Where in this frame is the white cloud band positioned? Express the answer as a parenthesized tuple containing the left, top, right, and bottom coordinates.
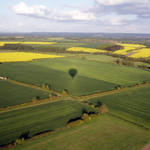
(9, 2, 96, 21)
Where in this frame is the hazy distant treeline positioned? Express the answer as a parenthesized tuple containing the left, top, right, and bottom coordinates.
(0, 44, 89, 54)
(93, 52, 150, 64)
(0, 44, 33, 50)
(97, 44, 123, 51)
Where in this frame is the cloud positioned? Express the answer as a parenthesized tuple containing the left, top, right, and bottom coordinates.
(9, 2, 46, 17)
(99, 15, 137, 26)
(95, 0, 148, 6)
(0, 25, 4, 28)
(9, 2, 96, 21)
(94, 0, 150, 16)
(17, 23, 23, 27)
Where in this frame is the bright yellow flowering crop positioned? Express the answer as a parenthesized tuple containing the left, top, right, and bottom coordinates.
(20, 42, 57, 45)
(66, 47, 107, 53)
(0, 52, 65, 62)
(129, 48, 150, 58)
(0, 42, 57, 46)
(0, 42, 20, 46)
(113, 44, 146, 55)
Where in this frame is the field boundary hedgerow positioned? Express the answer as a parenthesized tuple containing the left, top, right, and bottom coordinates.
(76, 80, 150, 100)
(0, 79, 63, 112)
(1, 77, 150, 113)
(7, 78, 62, 95)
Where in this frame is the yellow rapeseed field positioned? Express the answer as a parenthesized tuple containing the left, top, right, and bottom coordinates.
(0, 42, 20, 46)
(20, 42, 57, 45)
(0, 52, 65, 62)
(129, 48, 150, 58)
(0, 42, 57, 46)
(113, 44, 147, 56)
(66, 47, 107, 53)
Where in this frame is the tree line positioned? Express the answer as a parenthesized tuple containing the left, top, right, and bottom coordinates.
(0, 44, 89, 54)
(93, 51, 150, 65)
(97, 44, 123, 51)
(0, 44, 33, 50)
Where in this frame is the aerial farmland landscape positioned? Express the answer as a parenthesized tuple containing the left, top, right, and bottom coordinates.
(1, 0, 150, 150)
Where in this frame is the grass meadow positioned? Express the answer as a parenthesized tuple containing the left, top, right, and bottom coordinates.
(0, 100, 96, 146)
(0, 57, 150, 96)
(0, 80, 50, 108)
(89, 84, 150, 129)
(11, 115, 150, 150)
(80, 55, 119, 63)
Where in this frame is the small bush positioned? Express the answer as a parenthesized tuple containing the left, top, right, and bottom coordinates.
(99, 104, 108, 114)
(117, 87, 120, 90)
(90, 104, 95, 108)
(90, 114, 98, 119)
(95, 107, 100, 111)
(32, 97, 37, 102)
(14, 138, 25, 146)
(42, 84, 46, 89)
(82, 113, 91, 122)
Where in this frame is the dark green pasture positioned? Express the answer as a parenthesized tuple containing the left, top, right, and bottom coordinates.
(0, 100, 96, 146)
(89, 84, 150, 129)
(12, 115, 150, 150)
(0, 80, 50, 108)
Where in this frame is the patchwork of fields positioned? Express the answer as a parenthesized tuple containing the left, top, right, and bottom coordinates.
(0, 100, 96, 145)
(1, 57, 150, 96)
(11, 115, 150, 150)
(89, 84, 150, 129)
(1, 41, 150, 150)
(114, 44, 150, 58)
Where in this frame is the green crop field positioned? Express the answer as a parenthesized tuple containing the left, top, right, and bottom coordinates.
(89, 84, 150, 129)
(79, 55, 119, 63)
(11, 115, 150, 150)
(0, 100, 96, 146)
(0, 80, 50, 108)
(0, 57, 150, 96)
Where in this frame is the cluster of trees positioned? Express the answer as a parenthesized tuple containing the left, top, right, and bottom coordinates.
(115, 59, 134, 66)
(0, 44, 90, 54)
(97, 44, 123, 51)
(34, 46, 66, 53)
(138, 64, 150, 69)
(42, 84, 51, 90)
(0, 44, 33, 50)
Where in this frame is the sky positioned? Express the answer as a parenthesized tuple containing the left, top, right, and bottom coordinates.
(0, 0, 150, 33)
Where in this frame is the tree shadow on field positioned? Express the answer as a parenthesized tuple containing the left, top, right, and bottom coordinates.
(96, 101, 102, 107)
(36, 95, 40, 100)
(67, 117, 82, 124)
(19, 131, 30, 139)
(33, 129, 54, 136)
